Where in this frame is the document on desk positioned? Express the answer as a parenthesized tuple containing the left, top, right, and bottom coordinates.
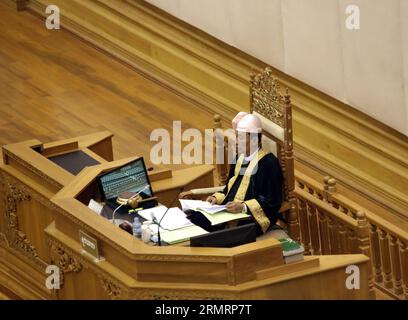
(160, 225, 208, 245)
(198, 210, 251, 226)
(179, 199, 227, 214)
(88, 199, 103, 215)
(138, 206, 193, 231)
(179, 199, 250, 225)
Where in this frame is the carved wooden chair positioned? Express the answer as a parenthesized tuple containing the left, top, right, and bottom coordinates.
(180, 67, 300, 241)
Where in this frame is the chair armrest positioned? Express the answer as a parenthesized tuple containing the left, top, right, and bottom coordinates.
(179, 186, 225, 199)
(191, 186, 225, 194)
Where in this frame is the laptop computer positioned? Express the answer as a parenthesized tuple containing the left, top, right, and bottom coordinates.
(98, 157, 156, 214)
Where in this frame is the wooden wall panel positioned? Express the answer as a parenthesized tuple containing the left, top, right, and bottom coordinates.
(17, 199, 54, 262)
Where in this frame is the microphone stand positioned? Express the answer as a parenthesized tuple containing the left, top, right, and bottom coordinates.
(112, 185, 149, 225)
(155, 187, 185, 246)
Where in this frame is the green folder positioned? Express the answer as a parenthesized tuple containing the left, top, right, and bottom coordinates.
(160, 225, 208, 245)
(197, 209, 251, 225)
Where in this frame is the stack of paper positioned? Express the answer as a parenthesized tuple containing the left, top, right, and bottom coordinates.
(88, 199, 103, 215)
(138, 201, 252, 244)
(179, 199, 208, 211)
(179, 199, 251, 225)
(179, 199, 226, 214)
(199, 210, 250, 225)
(137, 206, 193, 231)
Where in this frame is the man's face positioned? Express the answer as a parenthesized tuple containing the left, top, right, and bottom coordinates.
(236, 132, 259, 156)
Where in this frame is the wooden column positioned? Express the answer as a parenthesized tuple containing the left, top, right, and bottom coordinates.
(369, 223, 383, 283)
(317, 208, 330, 254)
(307, 203, 321, 255)
(338, 222, 348, 254)
(327, 217, 338, 254)
(378, 228, 393, 289)
(347, 227, 358, 254)
(287, 205, 300, 242)
(389, 235, 403, 295)
(356, 212, 375, 299)
(297, 197, 311, 255)
(213, 114, 228, 186)
(398, 240, 408, 300)
(323, 176, 336, 203)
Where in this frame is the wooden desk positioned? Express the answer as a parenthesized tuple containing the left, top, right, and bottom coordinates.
(0, 132, 371, 299)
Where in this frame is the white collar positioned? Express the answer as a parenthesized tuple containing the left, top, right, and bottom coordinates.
(244, 148, 259, 162)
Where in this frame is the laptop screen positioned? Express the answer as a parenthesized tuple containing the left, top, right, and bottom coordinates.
(99, 158, 153, 200)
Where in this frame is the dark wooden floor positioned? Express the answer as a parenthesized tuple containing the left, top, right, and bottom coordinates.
(0, 2, 217, 170)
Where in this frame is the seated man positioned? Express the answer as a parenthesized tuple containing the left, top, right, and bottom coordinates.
(189, 113, 284, 236)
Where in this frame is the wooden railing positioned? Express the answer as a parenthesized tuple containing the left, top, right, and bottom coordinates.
(294, 171, 408, 300)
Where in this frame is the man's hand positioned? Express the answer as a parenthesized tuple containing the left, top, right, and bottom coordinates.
(206, 196, 217, 205)
(225, 201, 244, 213)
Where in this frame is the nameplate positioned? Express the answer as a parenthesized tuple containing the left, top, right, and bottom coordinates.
(79, 230, 100, 260)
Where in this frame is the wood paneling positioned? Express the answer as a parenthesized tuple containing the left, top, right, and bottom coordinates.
(0, 0, 215, 174)
(19, 0, 408, 223)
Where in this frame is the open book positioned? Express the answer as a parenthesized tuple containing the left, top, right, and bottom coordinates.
(179, 199, 251, 225)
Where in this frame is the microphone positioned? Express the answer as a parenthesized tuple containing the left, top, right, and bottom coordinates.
(112, 185, 149, 225)
(154, 187, 185, 246)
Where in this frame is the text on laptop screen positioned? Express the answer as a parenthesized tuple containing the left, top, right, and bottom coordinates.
(99, 159, 153, 200)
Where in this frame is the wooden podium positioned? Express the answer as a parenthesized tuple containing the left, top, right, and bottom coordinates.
(0, 132, 371, 299)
